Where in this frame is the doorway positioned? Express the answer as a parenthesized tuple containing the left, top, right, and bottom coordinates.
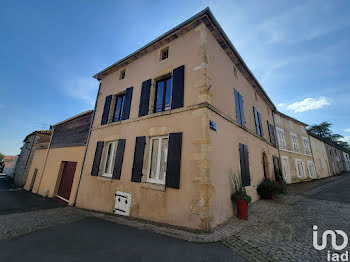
(56, 161, 77, 202)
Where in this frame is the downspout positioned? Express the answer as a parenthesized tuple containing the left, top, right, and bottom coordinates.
(36, 128, 55, 194)
(72, 81, 101, 206)
(272, 111, 282, 181)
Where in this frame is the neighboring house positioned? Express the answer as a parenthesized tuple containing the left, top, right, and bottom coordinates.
(2, 156, 17, 176)
(343, 151, 350, 172)
(274, 112, 316, 183)
(74, 8, 279, 231)
(30, 111, 93, 205)
(13, 130, 51, 186)
(324, 142, 346, 175)
(308, 133, 331, 179)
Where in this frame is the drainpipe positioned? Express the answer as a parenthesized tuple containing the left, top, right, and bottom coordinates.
(36, 128, 55, 194)
(272, 110, 282, 181)
(72, 81, 101, 206)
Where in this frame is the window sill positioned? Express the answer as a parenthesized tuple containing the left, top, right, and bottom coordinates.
(140, 182, 165, 192)
(97, 176, 113, 182)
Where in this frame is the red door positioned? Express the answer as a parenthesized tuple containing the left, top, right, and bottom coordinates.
(57, 161, 77, 202)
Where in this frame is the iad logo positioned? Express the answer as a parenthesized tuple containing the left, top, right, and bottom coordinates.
(313, 225, 349, 261)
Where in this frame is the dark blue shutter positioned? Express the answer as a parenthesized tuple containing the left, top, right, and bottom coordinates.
(166, 132, 182, 189)
(273, 126, 278, 146)
(92, 141, 104, 176)
(131, 136, 146, 182)
(101, 95, 112, 125)
(234, 89, 241, 124)
(121, 87, 133, 120)
(253, 107, 260, 136)
(239, 94, 245, 126)
(112, 139, 126, 179)
(171, 65, 184, 110)
(258, 111, 264, 137)
(139, 80, 151, 117)
(239, 143, 251, 187)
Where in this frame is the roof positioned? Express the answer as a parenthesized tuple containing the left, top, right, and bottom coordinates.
(93, 7, 275, 109)
(23, 129, 52, 142)
(308, 132, 350, 154)
(52, 110, 93, 127)
(275, 111, 308, 127)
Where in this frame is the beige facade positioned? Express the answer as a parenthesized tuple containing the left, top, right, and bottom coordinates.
(24, 148, 47, 192)
(309, 135, 331, 179)
(274, 113, 316, 183)
(75, 9, 279, 231)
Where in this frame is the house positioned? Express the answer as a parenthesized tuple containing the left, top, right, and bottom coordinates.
(12, 130, 51, 186)
(343, 151, 350, 172)
(324, 142, 346, 175)
(28, 111, 93, 205)
(308, 133, 331, 179)
(74, 8, 279, 231)
(2, 155, 17, 176)
(274, 112, 316, 183)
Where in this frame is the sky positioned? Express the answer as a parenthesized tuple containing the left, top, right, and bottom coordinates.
(1, 0, 350, 155)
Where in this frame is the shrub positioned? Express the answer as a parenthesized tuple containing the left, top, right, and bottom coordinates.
(231, 188, 252, 203)
(257, 179, 286, 199)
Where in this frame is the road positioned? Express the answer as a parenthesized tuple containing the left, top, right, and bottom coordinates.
(0, 176, 241, 262)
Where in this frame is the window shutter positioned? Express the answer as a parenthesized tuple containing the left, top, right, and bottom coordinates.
(239, 94, 246, 126)
(131, 136, 146, 182)
(121, 87, 133, 120)
(165, 132, 182, 189)
(253, 107, 260, 136)
(243, 144, 251, 186)
(267, 121, 272, 143)
(92, 141, 104, 176)
(234, 89, 241, 124)
(258, 112, 264, 137)
(273, 126, 278, 146)
(171, 65, 184, 110)
(138, 80, 151, 117)
(112, 139, 126, 179)
(101, 95, 112, 125)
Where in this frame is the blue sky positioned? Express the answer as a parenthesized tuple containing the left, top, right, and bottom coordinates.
(1, 0, 350, 155)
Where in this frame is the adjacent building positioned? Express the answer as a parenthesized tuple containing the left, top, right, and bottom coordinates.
(343, 151, 350, 172)
(1, 155, 17, 176)
(75, 8, 279, 231)
(13, 131, 51, 186)
(28, 111, 93, 205)
(308, 133, 331, 179)
(274, 112, 316, 183)
(324, 142, 346, 175)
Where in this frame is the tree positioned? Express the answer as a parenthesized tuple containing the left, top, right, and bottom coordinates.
(0, 152, 4, 163)
(308, 122, 350, 152)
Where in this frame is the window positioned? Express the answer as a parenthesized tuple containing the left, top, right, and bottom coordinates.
(318, 158, 323, 171)
(239, 143, 251, 186)
(113, 94, 125, 122)
(290, 133, 299, 152)
(307, 161, 317, 179)
(154, 76, 172, 113)
(160, 47, 169, 61)
(301, 126, 306, 134)
(267, 121, 277, 145)
(119, 69, 126, 80)
(302, 137, 311, 154)
(281, 156, 291, 183)
(275, 115, 281, 125)
(233, 66, 238, 79)
(253, 107, 264, 137)
(102, 141, 118, 177)
(295, 159, 306, 178)
(276, 127, 287, 149)
(289, 120, 294, 129)
(234, 89, 245, 126)
(147, 136, 169, 184)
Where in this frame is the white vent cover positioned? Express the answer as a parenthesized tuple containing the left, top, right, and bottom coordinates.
(114, 191, 131, 216)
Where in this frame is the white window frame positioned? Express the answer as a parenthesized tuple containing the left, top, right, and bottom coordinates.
(289, 120, 294, 129)
(281, 156, 291, 184)
(276, 127, 287, 149)
(318, 158, 323, 172)
(102, 141, 118, 177)
(302, 136, 310, 154)
(275, 115, 280, 125)
(295, 159, 306, 178)
(147, 136, 169, 185)
(290, 133, 299, 152)
(300, 126, 306, 134)
(307, 160, 317, 179)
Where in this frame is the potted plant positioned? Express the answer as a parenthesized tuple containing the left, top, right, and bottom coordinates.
(257, 179, 286, 199)
(231, 187, 251, 220)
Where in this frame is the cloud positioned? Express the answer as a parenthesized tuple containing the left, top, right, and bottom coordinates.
(63, 77, 99, 107)
(344, 128, 350, 132)
(287, 97, 330, 113)
(340, 136, 350, 144)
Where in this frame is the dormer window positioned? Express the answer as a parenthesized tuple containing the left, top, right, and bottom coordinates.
(160, 47, 169, 61)
(119, 69, 126, 80)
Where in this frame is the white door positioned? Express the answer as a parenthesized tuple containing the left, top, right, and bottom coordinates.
(282, 156, 291, 183)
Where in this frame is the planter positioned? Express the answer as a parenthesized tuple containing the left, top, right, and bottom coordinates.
(236, 199, 248, 220)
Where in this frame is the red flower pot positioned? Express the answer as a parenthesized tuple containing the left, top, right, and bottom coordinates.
(236, 199, 248, 220)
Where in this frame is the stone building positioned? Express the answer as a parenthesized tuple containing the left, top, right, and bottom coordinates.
(13, 130, 51, 186)
(274, 112, 316, 183)
(324, 141, 346, 175)
(74, 8, 279, 231)
(308, 133, 331, 179)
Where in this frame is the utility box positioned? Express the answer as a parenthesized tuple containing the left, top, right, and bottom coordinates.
(114, 191, 131, 216)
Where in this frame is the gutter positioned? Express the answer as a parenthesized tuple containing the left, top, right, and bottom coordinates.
(72, 82, 101, 206)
